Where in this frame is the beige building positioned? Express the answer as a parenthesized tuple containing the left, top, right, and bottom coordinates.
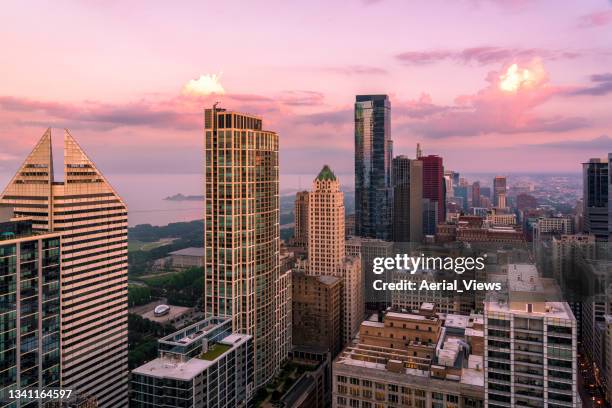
(308, 166, 363, 344)
(0, 129, 128, 407)
(203, 107, 288, 387)
(333, 306, 485, 408)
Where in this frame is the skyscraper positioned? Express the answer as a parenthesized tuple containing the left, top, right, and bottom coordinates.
(391, 156, 423, 242)
(203, 107, 288, 387)
(493, 176, 507, 208)
(354, 95, 392, 240)
(0, 129, 129, 407)
(582, 157, 609, 241)
(308, 166, 363, 344)
(0, 218, 61, 403)
(293, 191, 309, 247)
(419, 154, 445, 223)
(472, 181, 481, 208)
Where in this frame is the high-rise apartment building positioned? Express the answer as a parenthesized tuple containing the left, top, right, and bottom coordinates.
(391, 156, 423, 243)
(419, 154, 445, 224)
(131, 317, 253, 408)
(203, 107, 287, 387)
(583, 157, 609, 241)
(308, 166, 363, 344)
(493, 176, 507, 208)
(484, 264, 579, 407)
(293, 191, 309, 247)
(0, 129, 129, 407)
(354, 95, 392, 240)
(0, 218, 61, 406)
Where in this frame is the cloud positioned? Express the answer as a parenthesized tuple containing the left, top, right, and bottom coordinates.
(578, 10, 612, 28)
(566, 73, 612, 96)
(398, 59, 589, 138)
(278, 91, 325, 106)
(323, 65, 388, 75)
(396, 46, 582, 66)
(182, 74, 225, 96)
(522, 135, 612, 150)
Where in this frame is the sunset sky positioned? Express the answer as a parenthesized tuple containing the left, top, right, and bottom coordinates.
(1, 0, 611, 181)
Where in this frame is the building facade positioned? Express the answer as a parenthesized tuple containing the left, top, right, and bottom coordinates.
(0, 130, 128, 407)
(308, 166, 363, 344)
(0, 219, 61, 407)
(203, 107, 286, 387)
(293, 191, 309, 247)
(419, 154, 445, 225)
(354, 95, 392, 240)
(583, 157, 609, 241)
(131, 317, 253, 408)
(391, 156, 423, 243)
(493, 176, 507, 208)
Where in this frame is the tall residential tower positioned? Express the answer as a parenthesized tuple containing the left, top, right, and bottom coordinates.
(354, 95, 392, 240)
(203, 107, 289, 388)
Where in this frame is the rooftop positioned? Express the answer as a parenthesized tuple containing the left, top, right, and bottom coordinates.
(168, 247, 204, 257)
(316, 165, 337, 181)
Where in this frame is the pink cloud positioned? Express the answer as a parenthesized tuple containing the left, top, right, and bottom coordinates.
(578, 10, 612, 28)
(396, 60, 589, 138)
(396, 46, 582, 66)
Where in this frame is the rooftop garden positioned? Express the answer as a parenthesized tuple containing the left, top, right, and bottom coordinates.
(199, 343, 232, 361)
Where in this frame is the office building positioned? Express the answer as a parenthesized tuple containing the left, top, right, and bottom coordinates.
(131, 317, 253, 408)
(0, 218, 61, 406)
(0, 129, 128, 407)
(293, 191, 309, 247)
(354, 95, 392, 240)
(292, 271, 343, 357)
(493, 176, 507, 208)
(472, 181, 481, 208)
(203, 107, 287, 387)
(422, 198, 438, 235)
(391, 155, 423, 243)
(419, 154, 445, 223)
(308, 166, 363, 344)
(583, 157, 609, 241)
(484, 264, 579, 407)
(333, 306, 485, 408)
(516, 193, 537, 211)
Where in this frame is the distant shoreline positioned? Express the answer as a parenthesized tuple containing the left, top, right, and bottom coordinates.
(163, 194, 203, 201)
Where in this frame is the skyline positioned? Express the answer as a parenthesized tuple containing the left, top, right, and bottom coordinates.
(0, 0, 611, 181)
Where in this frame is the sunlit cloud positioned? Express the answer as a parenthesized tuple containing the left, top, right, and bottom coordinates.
(182, 74, 225, 96)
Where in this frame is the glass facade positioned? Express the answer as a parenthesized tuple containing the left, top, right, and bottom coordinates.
(354, 95, 392, 240)
(0, 230, 60, 408)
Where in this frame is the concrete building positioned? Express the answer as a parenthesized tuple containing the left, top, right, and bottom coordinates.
(484, 264, 579, 407)
(308, 166, 363, 345)
(0, 129, 128, 407)
(203, 106, 287, 387)
(345, 237, 395, 311)
(0, 218, 61, 406)
(583, 157, 609, 241)
(354, 95, 393, 240)
(332, 306, 485, 408)
(391, 155, 423, 243)
(472, 181, 481, 208)
(419, 154, 445, 224)
(168, 247, 204, 269)
(131, 317, 253, 408)
(293, 191, 309, 247)
(292, 271, 342, 357)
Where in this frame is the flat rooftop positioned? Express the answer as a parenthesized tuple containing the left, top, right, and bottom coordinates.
(168, 247, 204, 257)
(132, 333, 250, 380)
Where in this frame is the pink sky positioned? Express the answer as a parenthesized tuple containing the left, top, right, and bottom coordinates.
(1, 0, 611, 179)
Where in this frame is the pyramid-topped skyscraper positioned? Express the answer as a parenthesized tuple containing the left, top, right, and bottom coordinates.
(0, 129, 128, 407)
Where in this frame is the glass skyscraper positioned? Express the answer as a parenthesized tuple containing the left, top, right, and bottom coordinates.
(354, 95, 392, 240)
(0, 219, 61, 407)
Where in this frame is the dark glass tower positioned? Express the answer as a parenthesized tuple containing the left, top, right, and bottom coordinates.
(354, 95, 392, 240)
(583, 157, 609, 241)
